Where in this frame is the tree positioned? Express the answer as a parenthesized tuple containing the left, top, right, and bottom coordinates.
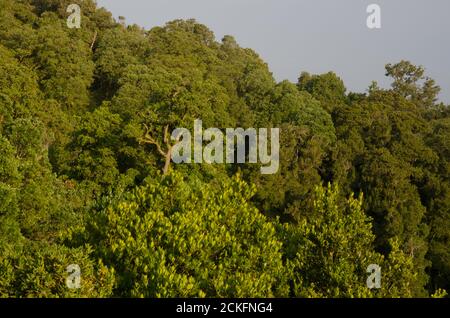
(0, 1, 448, 298)
(244, 80, 336, 219)
(330, 90, 436, 296)
(297, 71, 347, 113)
(282, 184, 418, 298)
(385, 60, 441, 108)
(0, 242, 114, 298)
(78, 172, 288, 297)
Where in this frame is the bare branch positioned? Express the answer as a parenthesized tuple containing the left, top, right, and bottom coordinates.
(90, 30, 98, 51)
(139, 124, 167, 157)
(139, 124, 184, 175)
(163, 125, 170, 145)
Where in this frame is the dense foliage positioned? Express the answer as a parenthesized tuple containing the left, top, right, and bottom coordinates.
(0, 0, 448, 298)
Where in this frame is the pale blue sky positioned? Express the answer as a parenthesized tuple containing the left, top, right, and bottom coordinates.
(96, 0, 450, 103)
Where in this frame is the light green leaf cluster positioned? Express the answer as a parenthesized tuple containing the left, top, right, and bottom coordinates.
(87, 172, 288, 297)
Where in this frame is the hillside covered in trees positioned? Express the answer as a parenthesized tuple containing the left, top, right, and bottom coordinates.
(0, 0, 449, 298)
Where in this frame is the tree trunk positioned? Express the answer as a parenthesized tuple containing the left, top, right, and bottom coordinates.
(163, 148, 172, 175)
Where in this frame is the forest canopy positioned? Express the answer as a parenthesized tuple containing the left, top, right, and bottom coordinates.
(0, 0, 449, 298)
